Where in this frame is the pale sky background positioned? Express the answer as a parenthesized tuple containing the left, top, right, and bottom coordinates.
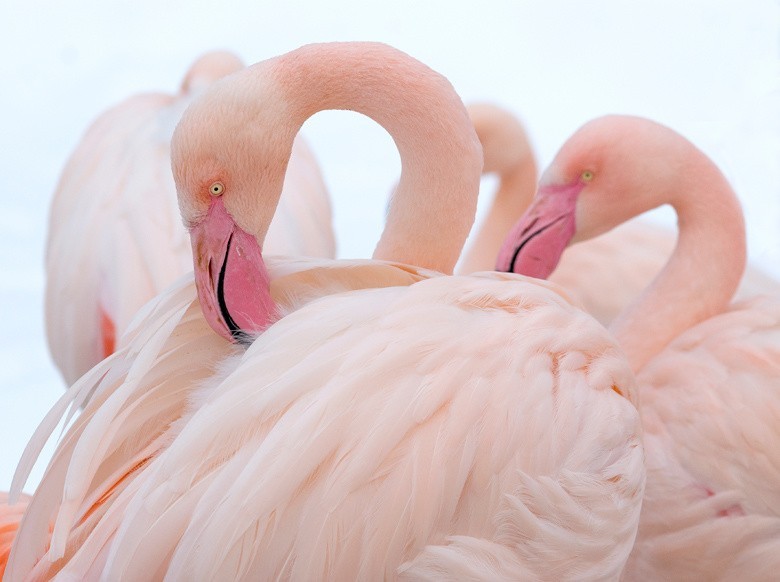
(1, 0, 778, 491)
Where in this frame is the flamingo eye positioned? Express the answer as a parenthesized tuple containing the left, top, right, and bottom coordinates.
(581, 170, 594, 182)
(209, 182, 225, 196)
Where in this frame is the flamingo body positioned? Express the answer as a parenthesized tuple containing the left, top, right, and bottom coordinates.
(623, 296, 780, 579)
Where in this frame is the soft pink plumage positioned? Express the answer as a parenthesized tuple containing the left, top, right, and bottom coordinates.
(500, 115, 780, 579)
(626, 295, 780, 580)
(44, 50, 335, 385)
(0, 492, 29, 580)
(8, 43, 645, 579)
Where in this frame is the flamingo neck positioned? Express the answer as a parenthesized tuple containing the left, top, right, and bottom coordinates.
(608, 155, 746, 371)
(458, 162, 537, 274)
(273, 43, 482, 274)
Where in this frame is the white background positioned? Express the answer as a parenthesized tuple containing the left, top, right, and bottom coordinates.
(1, 0, 778, 491)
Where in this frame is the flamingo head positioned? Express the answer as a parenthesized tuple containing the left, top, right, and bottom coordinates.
(496, 115, 685, 278)
(172, 68, 290, 343)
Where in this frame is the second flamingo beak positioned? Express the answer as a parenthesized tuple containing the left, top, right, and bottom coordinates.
(190, 199, 275, 343)
(495, 181, 583, 279)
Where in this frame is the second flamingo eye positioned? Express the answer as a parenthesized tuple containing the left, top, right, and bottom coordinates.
(210, 182, 225, 196)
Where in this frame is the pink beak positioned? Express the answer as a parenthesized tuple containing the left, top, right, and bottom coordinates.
(495, 181, 583, 278)
(189, 199, 275, 343)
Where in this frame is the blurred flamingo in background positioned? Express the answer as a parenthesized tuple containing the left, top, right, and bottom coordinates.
(44, 50, 336, 386)
(499, 115, 780, 579)
(456, 102, 539, 275)
(463, 103, 777, 324)
(7, 42, 644, 580)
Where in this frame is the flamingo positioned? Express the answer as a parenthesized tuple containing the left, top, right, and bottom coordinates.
(8, 43, 644, 580)
(498, 115, 780, 579)
(462, 104, 778, 324)
(44, 50, 335, 386)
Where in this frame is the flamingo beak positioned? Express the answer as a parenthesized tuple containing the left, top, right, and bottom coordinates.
(495, 181, 583, 278)
(189, 199, 275, 343)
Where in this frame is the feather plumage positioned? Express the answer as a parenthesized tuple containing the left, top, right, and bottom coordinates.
(11, 275, 644, 580)
(623, 297, 780, 580)
(0, 492, 29, 580)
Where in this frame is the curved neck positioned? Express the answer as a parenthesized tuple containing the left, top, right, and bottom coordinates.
(609, 153, 746, 371)
(272, 43, 482, 274)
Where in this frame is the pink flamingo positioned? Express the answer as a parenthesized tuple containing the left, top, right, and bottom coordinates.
(498, 115, 780, 579)
(8, 43, 644, 580)
(462, 104, 777, 324)
(44, 50, 335, 386)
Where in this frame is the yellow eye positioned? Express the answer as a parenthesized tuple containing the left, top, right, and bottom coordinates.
(581, 171, 594, 182)
(209, 182, 225, 196)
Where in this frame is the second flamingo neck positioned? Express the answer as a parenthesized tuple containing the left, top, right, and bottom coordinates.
(609, 171, 746, 372)
(458, 166, 537, 274)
